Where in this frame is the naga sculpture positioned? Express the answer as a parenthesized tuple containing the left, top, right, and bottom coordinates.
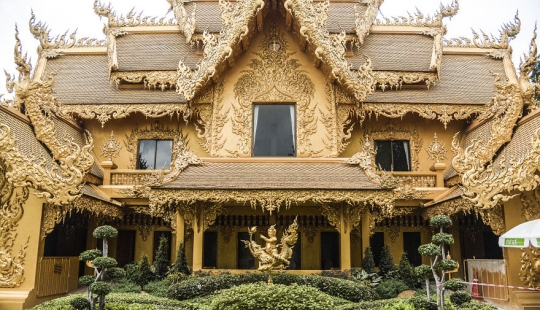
(243, 218, 299, 283)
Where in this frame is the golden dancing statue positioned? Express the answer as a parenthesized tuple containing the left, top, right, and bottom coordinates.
(243, 217, 299, 279)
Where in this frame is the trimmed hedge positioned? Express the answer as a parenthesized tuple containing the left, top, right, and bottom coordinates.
(209, 282, 335, 309)
(334, 298, 406, 310)
(32, 293, 189, 310)
(167, 273, 378, 302)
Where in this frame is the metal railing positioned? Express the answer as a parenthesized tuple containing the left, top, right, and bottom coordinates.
(464, 259, 508, 300)
(36, 257, 72, 297)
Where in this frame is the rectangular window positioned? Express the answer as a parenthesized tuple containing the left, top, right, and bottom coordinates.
(237, 232, 254, 269)
(203, 231, 218, 268)
(137, 139, 173, 169)
(370, 232, 384, 267)
(321, 232, 340, 270)
(253, 104, 295, 156)
(403, 232, 422, 266)
(375, 140, 411, 171)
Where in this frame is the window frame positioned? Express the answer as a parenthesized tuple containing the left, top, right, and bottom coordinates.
(136, 139, 173, 170)
(252, 103, 297, 157)
(374, 139, 411, 172)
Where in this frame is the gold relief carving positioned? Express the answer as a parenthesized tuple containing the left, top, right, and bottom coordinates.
(231, 24, 319, 157)
(123, 122, 182, 169)
(354, 0, 381, 45)
(0, 162, 29, 288)
(41, 203, 66, 239)
(363, 103, 483, 129)
(367, 122, 422, 171)
(100, 131, 122, 161)
(350, 228, 361, 243)
(167, 0, 197, 42)
(394, 177, 430, 200)
(150, 189, 395, 217)
(210, 81, 228, 157)
(161, 137, 203, 185)
(519, 26, 539, 112)
(137, 223, 155, 241)
(30, 12, 106, 50)
(93, 1, 175, 28)
(60, 104, 189, 128)
(0, 124, 90, 205)
(520, 194, 540, 221)
(373, 72, 438, 91)
(284, 0, 375, 102)
(176, 0, 265, 101)
(335, 104, 357, 154)
(299, 226, 319, 243)
(375, 0, 458, 27)
(387, 226, 401, 243)
(453, 128, 540, 210)
(477, 205, 505, 236)
(219, 226, 236, 243)
(320, 204, 340, 232)
(110, 71, 178, 91)
(519, 247, 540, 289)
(422, 198, 474, 220)
(193, 103, 213, 154)
(346, 133, 383, 186)
(425, 133, 447, 164)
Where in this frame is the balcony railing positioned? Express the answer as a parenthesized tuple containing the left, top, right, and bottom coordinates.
(391, 172, 437, 188)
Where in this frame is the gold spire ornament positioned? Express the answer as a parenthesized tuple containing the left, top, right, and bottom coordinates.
(100, 131, 122, 161)
(243, 218, 299, 283)
(426, 133, 447, 163)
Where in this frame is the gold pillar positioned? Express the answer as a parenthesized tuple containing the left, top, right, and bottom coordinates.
(173, 212, 185, 261)
(340, 204, 351, 270)
(361, 210, 371, 263)
(192, 211, 204, 271)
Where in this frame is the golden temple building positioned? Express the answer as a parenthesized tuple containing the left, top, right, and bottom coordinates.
(0, 0, 539, 308)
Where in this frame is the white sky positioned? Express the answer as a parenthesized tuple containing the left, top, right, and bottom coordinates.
(0, 0, 538, 97)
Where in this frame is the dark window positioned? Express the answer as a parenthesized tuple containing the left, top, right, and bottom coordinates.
(137, 139, 173, 169)
(321, 232, 340, 270)
(375, 140, 411, 171)
(483, 230, 503, 259)
(253, 104, 295, 156)
(117, 230, 136, 267)
(403, 232, 422, 266)
(203, 231, 218, 268)
(370, 232, 384, 267)
(237, 232, 254, 269)
(289, 233, 301, 270)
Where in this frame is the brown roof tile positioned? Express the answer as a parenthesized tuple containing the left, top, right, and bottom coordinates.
(423, 186, 463, 207)
(116, 33, 201, 71)
(44, 54, 187, 104)
(160, 162, 380, 190)
(493, 112, 540, 167)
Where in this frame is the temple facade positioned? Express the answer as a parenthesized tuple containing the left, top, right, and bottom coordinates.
(0, 0, 539, 309)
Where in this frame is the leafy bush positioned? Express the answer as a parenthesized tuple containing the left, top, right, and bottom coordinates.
(135, 253, 154, 289)
(381, 299, 416, 310)
(93, 225, 118, 239)
(167, 271, 190, 284)
(79, 275, 95, 286)
(378, 245, 395, 278)
(397, 252, 417, 289)
(169, 242, 191, 275)
(89, 281, 112, 296)
(110, 280, 141, 293)
(79, 249, 102, 262)
(458, 300, 498, 310)
(438, 259, 459, 271)
(409, 294, 438, 310)
(375, 278, 409, 299)
(209, 282, 335, 310)
(93, 256, 117, 269)
(445, 278, 467, 291)
(362, 247, 376, 274)
(70, 296, 90, 310)
(32, 293, 189, 310)
(334, 298, 405, 310)
(144, 279, 172, 298)
(430, 215, 452, 228)
(107, 267, 127, 281)
(450, 291, 472, 306)
(167, 273, 378, 302)
(153, 234, 170, 280)
(418, 243, 441, 256)
(432, 232, 454, 245)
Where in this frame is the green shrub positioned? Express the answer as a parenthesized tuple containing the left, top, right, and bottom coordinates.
(93, 225, 118, 239)
(124, 263, 140, 283)
(144, 279, 172, 298)
(93, 256, 117, 269)
(381, 299, 416, 310)
(107, 267, 127, 281)
(136, 253, 154, 289)
(432, 232, 454, 245)
(110, 280, 141, 293)
(430, 215, 452, 228)
(169, 242, 191, 275)
(438, 259, 459, 271)
(70, 296, 90, 310)
(409, 294, 438, 310)
(89, 281, 112, 296)
(167, 271, 190, 284)
(375, 278, 409, 299)
(397, 252, 417, 289)
(153, 234, 170, 280)
(458, 300, 498, 310)
(32, 293, 190, 310)
(209, 282, 334, 310)
(79, 275, 95, 286)
(378, 245, 395, 278)
(418, 243, 441, 256)
(167, 273, 378, 302)
(79, 249, 102, 262)
(445, 278, 467, 291)
(362, 247, 376, 274)
(450, 291, 472, 306)
(334, 298, 405, 310)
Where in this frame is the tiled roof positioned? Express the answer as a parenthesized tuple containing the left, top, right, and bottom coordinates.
(44, 54, 187, 104)
(443, 166, 458, 180)
(160, 162, 380, 190)
(351, 34, 433, 71)
(81, 184, 122, 206)
(327, 2, 366, 33)
(185, 2, 222, 33)
(116, 33, 201, 71)
(364, 54, 505, 104)
(423, 186, 463, 207)
(493, 111, 540, 168)
(0, 108, 54, 166)
(462, 118, 495, 150)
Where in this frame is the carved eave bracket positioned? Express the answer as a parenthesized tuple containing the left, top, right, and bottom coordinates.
(161, 137, 203, 185)
(110, 71, 178, 91)
(176, 0, 265, 101)
(354, 0, 382, 45)
(518, 24, 539, 112)
(167, 0, 197, 42)
(93, 0, 175, 28)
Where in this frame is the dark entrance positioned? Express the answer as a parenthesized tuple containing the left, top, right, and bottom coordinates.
(116, 230, 136, 267)
(321, 231, 340, 270)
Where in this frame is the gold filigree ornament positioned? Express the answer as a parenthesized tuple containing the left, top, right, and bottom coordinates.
(167, 0, 197, 42)
(520, 193, 540, 221)
(230, 23, 318, 157)
(110, 71, 178, 91)
(176, 0, 265, 101)
(426, 133, 447, 164)
(519, 247, 540, 289)
(100, 131, 122, 161)
(93, 0, 175, 28)
(354, 0, 382, 45)
(453, 128, 540, 210)
(375, 0, 458, 28)
(284, 0, 375, 102)
(0, 161, 29, 288)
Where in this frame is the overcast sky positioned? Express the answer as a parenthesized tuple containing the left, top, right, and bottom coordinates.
(0, 0, 538, 97)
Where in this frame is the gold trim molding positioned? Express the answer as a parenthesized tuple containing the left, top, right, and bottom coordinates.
(110, 71, 178, 91)
(93, 1, 176, 28)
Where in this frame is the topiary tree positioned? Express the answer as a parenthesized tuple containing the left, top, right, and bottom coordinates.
(153, 234, 170, 280)
(397, 252, 416, 289)
(414, 264, 433, 300)
(362, 247, 376, 274)
(418, 215, 458, 310)
(78, 225, 121, 310)
(170, 242, 191, 276)
(378, 245, 395, 278)
(136, 253, 154, 289)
